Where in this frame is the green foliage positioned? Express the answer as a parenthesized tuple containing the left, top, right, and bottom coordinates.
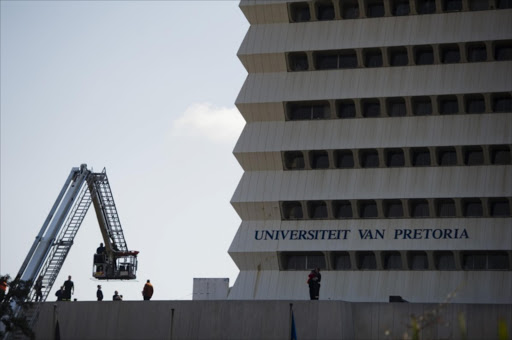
(0, 274, 35, 340)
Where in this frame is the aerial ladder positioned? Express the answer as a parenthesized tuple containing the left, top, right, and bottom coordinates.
(7, 164, 138, 334)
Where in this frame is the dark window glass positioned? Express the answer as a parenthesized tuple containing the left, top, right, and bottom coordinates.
(386, 149, 405, 167)
(282, 201, 303, 219)
(497, 0, 512, 9)
(316, 53, 339, 69)
(284, 151, 305, 170)
(334, 150, 355, 168)
(440, 44, 460, 63)
(438, 96, 459, 114)
(416, 0, 436, 14)
(409, 251, 428, 270)
(310, 150, 329, 169)
(290, 2, 311, 22)
(357, 251, 377, 269)
(339, 52, 358, 68)
(288, 52, 309, 71)
(443, 0, 462, 11)
(467, 43, 487, 62)
(411, 148, 431, 166)
(494, 41, 512, 61)
(415, 46, 434, 65)
(389, 47, 408, 66)
(387, 98, 406, 117)
(383, 252, 402, 269)
(285, 255, 306, 270)
(337, 100, 356, 118)
(489, 198, 510, 216)
(333, 200, 353, 218)
(490, 146, 511, 164)
(364, 49, 383, 67)
(463, 146, 484, 165)
(488, 252, 510, 269)
(362, 99, 380, 117)
(437, 147, 457, 166)
(436, 198, 456, 217)
(435, 251, 456, 270)
(392, 0, 410, 15)
(410, 199, 430, 217)
(383, 199, 404, 217)
(284, 252, 326, 270)
(412, 96, 432, 115)
(366, 1, 385, 17)
(342, 1, 360, 18)
(308, 201, 328, 219)
(316, 1, 335, 20)
(465, 95, 486, 113)
(333, 252, 351, 270)
(463, 252, 487, 270)
(492, 93, 512, 112)
(359, 149, 379, 168)
(469, 0, 489, 10)
(463, 199, 483, 217)
(288, 102, 330, 120)
(358, 200, 378, 218)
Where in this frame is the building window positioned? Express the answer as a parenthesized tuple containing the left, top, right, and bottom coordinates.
(288, 52, 309, 71)
(387, 97, 406, 117)
(333, 200, 353, 218)
(435, 198, 456, 217)
(463, 146, 484, 165)
(467, 42, 487, 62)
(469, 0, 489, 10)
(334, 150, 355, 168)
(488, 252, 510, 269)
(416, 0, 436, 14)
(365, 0, 385, 17)
(434, 251, 456, 270)
(383, 199, 404, 218)
(492, 93, 512, 112)
(383, 251, 402, 269)
(414, 45, 434, 65)
(392, 0, 410, 15)
(282, 201, 304, 219)
(489, 198, 511, 217)
(357, 251, 377, 269)
(385, 149, 405, 167)
(310, 150, 329, 169)
(290, 2, 311, 22)
(358, 200, 378, 218)
(388, 47, 408, 66)
(440, 44, 460, 63)
(412, 96, 432, 115)
(341, 0, 360, 19)
(497, 0, 512, 9)
(333, 252, 351, 270)
(493, 40, 512, 61)
(411, 148, 431, 166)
(284, 151, 305, 170)
(359, 149, 379, 168)
(315, 50, 358, 69)
(282, 252, 326, 270)
(462, 198, 483, 217)
(287, 101, 330, 120)
(410, 199, 430, 217)
(336, 99, 356, 118)
(316, 1, 335, 20)
(436, 147, 457, 166)
(464, 94, 486, 113)
(490, 145, 511, 164)
(308, 200, 328, 219)
(442, 0, 462, 11)
(361, 99, 381, 117)
(339, 51, 358, 68)
(363, 48, 383, 67)
(409, 251, 429, 270)
(438, 95, 459, 114)
(463, 251, 510, 270)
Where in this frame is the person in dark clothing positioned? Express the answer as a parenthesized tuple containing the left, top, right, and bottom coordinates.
(113, 290, 122, 301)
(63, 275, 74, 301)
(0, 277, 8, 302)
(96, 243, 105, 255)
(97, 285, 103, 301)
(142, 280, 153, 301)
(55, 286, 65, 301)
(34, 276, 44, 302)
(307, 268, 321, 300)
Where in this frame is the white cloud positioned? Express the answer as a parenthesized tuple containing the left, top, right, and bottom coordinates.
(171, 103, 245, 142)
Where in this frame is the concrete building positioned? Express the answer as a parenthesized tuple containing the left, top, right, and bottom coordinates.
(227, 0, 512, 303)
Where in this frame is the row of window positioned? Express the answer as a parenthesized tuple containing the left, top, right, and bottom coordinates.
(283, 145, 511, 170)
(288, 40, 512, 72)
(285, 92, 512, 120)
(281, 250, 511, 271)
(289, 0, 512, 22)
(281, 197, 511, 219)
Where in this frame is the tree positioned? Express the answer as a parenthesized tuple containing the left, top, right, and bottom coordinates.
(0, 275, 35, 340)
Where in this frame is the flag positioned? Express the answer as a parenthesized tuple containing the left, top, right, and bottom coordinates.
(290, 307, 297, 340)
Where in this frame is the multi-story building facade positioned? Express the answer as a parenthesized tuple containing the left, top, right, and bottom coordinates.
(228, 0, 511, 303)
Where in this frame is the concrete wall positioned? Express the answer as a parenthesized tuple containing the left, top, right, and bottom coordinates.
(33, 300, 511, 340)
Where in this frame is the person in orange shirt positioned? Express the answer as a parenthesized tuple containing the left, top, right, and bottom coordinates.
(142, 279, 153, 301)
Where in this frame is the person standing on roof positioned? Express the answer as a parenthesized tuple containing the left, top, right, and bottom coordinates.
(97, 285, 103, 301)
(142, 279, 153, 300)
(34, 276, 44, 302)
(63, 275, 74, 301)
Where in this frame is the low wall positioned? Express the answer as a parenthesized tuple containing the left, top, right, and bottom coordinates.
(33, 300, 511, 339)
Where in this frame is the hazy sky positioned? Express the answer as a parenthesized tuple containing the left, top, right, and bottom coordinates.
(1, 1, 248, 301)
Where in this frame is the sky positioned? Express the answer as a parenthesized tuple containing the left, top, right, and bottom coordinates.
(0, 1, 248, 301)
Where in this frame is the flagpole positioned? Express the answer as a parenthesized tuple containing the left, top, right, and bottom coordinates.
(289, 303, 293, 340)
